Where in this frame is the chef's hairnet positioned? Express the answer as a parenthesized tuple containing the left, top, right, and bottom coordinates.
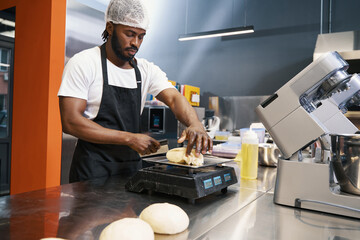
(105, 0, 150, 30)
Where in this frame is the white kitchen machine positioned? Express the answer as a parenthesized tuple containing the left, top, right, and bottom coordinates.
(256, 51, 360, 218)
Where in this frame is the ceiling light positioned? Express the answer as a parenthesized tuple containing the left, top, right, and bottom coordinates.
(0, 30, 15, 38)
(0, 18, 15, 27)
(0, 63, 10, 67)
(178, 26, 254, 41)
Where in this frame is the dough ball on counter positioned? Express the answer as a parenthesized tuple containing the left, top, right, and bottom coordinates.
(166, 147, 204, 166)
(155, 229, 189, 240)
(40, 238, 67, 240)
(139, 203, 189, 234)
(99, 218, 154, 240)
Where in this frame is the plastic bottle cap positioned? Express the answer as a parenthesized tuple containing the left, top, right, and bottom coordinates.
(242, 129, 259, 144)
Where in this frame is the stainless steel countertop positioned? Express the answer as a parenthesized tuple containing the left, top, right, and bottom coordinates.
(0, 162, 359, 239)
(199, 193, 360, 240)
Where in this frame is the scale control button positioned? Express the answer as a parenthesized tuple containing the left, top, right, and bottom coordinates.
(203, 179, 213, 189)
(213, 176, 222, 186)
(224, 173, 231, 182)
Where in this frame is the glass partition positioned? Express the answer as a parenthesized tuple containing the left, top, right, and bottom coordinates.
(0, 6, 14, 196)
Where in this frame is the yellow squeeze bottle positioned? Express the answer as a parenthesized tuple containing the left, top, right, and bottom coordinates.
(240, 129, 259, 180)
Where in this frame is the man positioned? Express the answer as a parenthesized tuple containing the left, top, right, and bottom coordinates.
(58, 0, 212, 183)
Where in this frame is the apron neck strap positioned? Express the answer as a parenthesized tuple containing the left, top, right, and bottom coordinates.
(100, 43, 109, 85)
(100, 43, 142, 84)
(100, 43, 142, 116)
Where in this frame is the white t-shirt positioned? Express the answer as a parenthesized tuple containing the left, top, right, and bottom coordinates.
(58, 46, 174, 119)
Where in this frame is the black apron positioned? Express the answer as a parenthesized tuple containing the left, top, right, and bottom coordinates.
(69, 44, 142, 183)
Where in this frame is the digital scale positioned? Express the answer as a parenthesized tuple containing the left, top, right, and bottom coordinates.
(125, 155, 238, 203)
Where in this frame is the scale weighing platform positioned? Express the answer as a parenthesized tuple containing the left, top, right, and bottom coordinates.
(125, 155, 238, 203)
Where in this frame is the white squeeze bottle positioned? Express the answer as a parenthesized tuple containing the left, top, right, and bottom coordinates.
(240, 128, 259, 179)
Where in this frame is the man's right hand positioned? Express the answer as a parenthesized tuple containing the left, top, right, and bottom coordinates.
(128, 133, 161, 155)
(59, 97, 161, 153)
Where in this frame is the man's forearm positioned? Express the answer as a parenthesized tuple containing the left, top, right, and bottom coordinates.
(156, 88, 212, 154)
(155, 88, 203, 127)
(62, 117, 161, 155)
(169, 95, 202, 127)
(59, 96, 134, 146)
(62, 116, 133, 145)
(59, 97, 161, 155)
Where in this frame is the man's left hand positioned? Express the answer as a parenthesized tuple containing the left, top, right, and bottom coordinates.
(178, 124, 213, 157)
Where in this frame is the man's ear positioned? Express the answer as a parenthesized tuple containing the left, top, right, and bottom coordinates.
(106, 22, 113, 36)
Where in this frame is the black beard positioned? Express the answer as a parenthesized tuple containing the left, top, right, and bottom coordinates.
(111, 30, 137, 62)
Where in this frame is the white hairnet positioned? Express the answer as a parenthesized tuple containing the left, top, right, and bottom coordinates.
(105, 0, 150, 30)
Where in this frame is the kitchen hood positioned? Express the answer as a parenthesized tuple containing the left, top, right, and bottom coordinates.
(314, 31, 360, 61)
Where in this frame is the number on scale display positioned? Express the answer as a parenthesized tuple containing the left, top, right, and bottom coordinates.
(224, 173, 231, 182)
(213, 176, 222, 185)
(203, 179, 213, 189)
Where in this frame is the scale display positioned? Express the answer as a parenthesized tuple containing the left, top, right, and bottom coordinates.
(203, 179, 213, 189)
(224, 173, 231, 182)
(213, 176, 222, 185)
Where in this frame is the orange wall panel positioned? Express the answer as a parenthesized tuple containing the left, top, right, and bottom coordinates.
(0, 0, 66, 194)
(47, 0, 66, 189)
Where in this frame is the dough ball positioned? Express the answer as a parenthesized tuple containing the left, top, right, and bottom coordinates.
(155, 230, 189, 240)
(166, 148, 204, 166)
(139, 203, 189, 234)
(99, 218, 154, 240)
(40, 238, 67, 240)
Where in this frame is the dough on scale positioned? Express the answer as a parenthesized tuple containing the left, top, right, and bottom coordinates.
(99, 218, 154, 240)
(166, 147, 204, 166)
(139, 203, 189, 235)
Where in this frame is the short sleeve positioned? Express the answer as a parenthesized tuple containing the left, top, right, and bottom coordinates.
(145, 61, 175, 97)
(58, 54, 93, 100)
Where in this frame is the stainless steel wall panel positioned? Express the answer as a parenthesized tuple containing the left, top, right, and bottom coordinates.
(219, 96, 269, 131)
(65, 0, 105, 62)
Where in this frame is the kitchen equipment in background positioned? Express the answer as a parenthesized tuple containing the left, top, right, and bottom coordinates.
(313, 31, 360, 63)
(217, 96, 270, 132)
(212, 142, 242, 158)
(330, 134, 360, 195)
(203, 110, 214, 127)
(214, 130, 230, 141)
(240, 128, 265, 143)
(125, 155, 237, 203)
(209, 96, 219, 116)
(212, 134, 242, 158)
(203, 110, 220, 139)
(240, 129, 259, 179)
(250, 122, 265, 129)
(181, 84, 200, 106)
(141, 106, 178, 149)
(258, 143, 280, 167)
(256, 51, 360, 218)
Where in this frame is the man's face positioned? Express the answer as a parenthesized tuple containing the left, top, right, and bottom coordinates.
(110, 23, 146, 61)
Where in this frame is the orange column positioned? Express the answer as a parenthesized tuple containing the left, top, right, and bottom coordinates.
(0, 0, 66, 194)
(46, 0, 67, 190)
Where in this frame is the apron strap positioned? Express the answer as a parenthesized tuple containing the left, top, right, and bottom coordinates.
(100, 43, 109, 85)
(130, 58, 142, 116)
(100, 43, 142, 116)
